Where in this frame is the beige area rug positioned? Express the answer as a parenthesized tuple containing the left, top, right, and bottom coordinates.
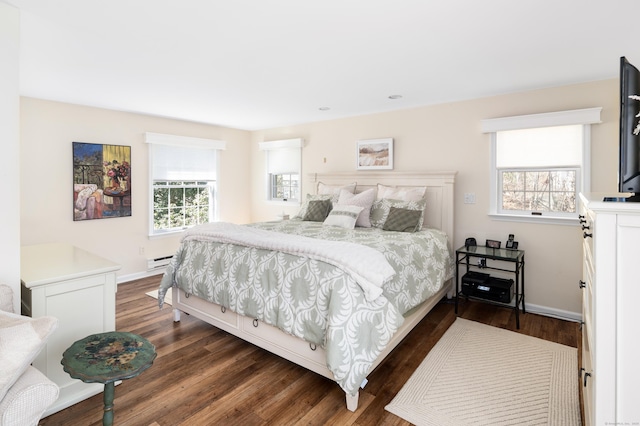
(145, 288, 172, 306)
(385, 318, 580, 426)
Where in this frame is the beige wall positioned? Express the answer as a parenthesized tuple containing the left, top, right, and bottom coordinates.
(20, 98, 252, 280)
(18, 78, 618, 318)
(251, 79, 619, 319)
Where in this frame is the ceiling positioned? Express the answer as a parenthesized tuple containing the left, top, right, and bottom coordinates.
(6, 0, 640, 131)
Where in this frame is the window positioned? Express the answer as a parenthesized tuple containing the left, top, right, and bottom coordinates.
(152, 181, 212, 231)
(145, 132, 226, 236)
(271, 173, 300, 201)
(482, 108, 601, 224)
(259, 138, 304, 203)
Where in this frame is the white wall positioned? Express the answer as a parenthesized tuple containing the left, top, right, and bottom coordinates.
(250, 79, 619, 319)
(20, 98, 252, 280)
(0, 3, 21, 312)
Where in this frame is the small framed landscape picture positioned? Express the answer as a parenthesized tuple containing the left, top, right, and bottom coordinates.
(486, 239, 501, 249)
(357, 138, 393, 170)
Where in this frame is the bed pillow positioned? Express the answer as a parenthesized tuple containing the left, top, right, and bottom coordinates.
(383, 207, 423, 232)
(376, 184, 426, 201)
(0, 311, 58, 402)
(302, 199, 332, 222)
(371, 198, 427, 230)
(317, 182, 357, 202)
(323, 204, 364, 229)
(337, 188, 376, 228)
(294, 194, 333, 219)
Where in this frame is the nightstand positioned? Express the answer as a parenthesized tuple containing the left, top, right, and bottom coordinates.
(454, 245, 525, 328)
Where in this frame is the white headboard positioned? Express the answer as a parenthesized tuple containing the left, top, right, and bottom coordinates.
(308, 171, 456, 250)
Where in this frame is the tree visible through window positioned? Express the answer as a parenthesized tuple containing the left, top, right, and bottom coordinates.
(153, 181, 213, 231)
(501, 169, 576, 213)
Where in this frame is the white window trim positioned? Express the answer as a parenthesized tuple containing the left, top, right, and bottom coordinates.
(145, 132, 226, 237)
(482, 108, 601, 225)
(259, 138, 304, 205)
(145, 132, 227, 150)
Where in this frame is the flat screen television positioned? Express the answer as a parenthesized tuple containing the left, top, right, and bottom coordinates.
(617, 56, 640, 202)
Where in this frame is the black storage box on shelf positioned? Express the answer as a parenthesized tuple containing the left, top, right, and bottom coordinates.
(461, 272, 514, 304)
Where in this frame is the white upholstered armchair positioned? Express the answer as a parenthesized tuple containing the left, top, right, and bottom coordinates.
(0, 285, 59, 426)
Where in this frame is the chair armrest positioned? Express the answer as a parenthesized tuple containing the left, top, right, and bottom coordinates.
(0, 284, 14, 313)
(0, 366, 59, 426)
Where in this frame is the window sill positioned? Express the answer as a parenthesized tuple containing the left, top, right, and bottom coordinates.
(488, 213, 578, 226)
(266, 200, 301, 206)
(148, 229, 186, 239)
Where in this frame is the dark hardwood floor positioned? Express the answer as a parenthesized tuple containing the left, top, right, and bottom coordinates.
(40, 276, 580, 426)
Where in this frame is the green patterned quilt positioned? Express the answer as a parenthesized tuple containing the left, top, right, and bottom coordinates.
(159, 219, 453, 396)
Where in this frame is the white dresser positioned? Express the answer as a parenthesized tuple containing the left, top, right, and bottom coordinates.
(20, 243, 120, 416)
(579, 193, 640, 426)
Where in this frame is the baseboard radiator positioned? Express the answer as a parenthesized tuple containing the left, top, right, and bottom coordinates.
(147, 255, 173, 272)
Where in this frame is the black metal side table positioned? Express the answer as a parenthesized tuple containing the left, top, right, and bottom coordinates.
(61, 331, 156, 426)
(454, 245, 525, 328)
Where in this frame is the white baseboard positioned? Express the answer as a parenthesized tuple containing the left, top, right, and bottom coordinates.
(525, 302, 582, 323)
(117, 268, 166, 284)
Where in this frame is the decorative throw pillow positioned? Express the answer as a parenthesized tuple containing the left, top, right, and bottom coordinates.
(294, 194, 333, 219)
(371, 198, 427, 230)
(383, 207, 423, 232)
(317, 182, 357, 203)
(0, 311, 58, 401)
(303, 199, 332, 222)
(337, 188, 376, 228)
(376, 184, 426, 201)
(323, 204, 364, 229)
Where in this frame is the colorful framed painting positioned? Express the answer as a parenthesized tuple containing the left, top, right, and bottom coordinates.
(73, 142, 131, 220)
(356, 138, 393, 170)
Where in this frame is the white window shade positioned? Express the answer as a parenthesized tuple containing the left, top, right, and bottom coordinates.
(145, 132, 226, 181)
(152, 144, 217, 180)
(496, 125, 583, 168)
(259, 138, 304, 175)
(266, 148, 300, 174)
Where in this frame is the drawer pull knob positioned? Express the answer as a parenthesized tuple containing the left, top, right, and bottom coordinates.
(579, 280, 586, 289)
(583, 232, 593, 239)
(221, 306, 226, 314)
(583, 372, 591, 387)
(581, 224, 590, 230)
(309, 343, 317, 351)
(185, 292, 191, 298)
(253, 318, 259, 328)
(578, 215, 586, 224)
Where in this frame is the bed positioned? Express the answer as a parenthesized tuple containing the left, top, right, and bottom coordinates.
(158, 171, 456, 411)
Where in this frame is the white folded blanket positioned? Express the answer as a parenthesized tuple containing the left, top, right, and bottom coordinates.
(182, 222, 395, 301)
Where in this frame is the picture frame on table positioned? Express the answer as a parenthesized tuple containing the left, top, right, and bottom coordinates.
(485, 239, 501, 249)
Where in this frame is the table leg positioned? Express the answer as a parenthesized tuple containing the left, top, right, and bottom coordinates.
(103, 382, 115, 426)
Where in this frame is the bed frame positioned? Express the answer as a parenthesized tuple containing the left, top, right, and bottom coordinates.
(172, 171, 456, 411)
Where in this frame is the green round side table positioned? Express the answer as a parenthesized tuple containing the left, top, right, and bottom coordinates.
(61, 331, 157, 426)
